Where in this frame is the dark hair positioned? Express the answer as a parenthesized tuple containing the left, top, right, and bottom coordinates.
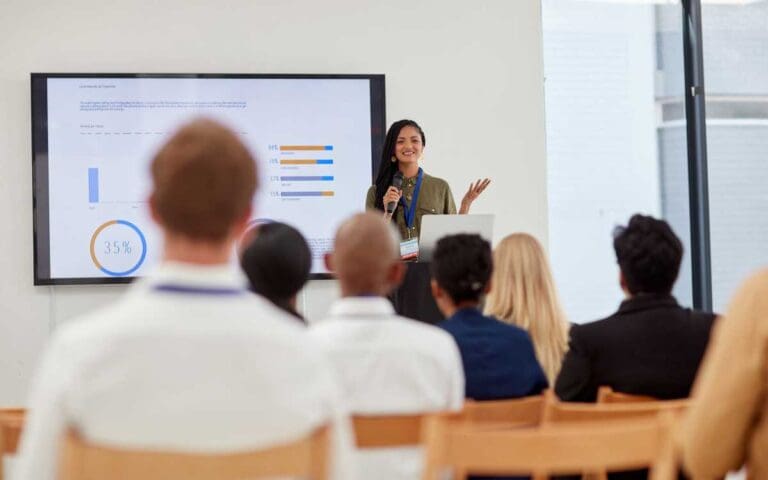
(431, 234, 493, 303)
(240, 222, 312, 322)
(151, 118, 257, 241)
(613, 214, 683, 295)
(372, 119, 426, 211)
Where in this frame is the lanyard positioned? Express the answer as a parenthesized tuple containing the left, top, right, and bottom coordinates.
(153, 284, 245, 296)
(400, 168, 424, 230)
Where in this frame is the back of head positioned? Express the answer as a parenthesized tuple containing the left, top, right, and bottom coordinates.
(613, 214, 683, 295)
(150, 118, 257, 242)
(331, 212, 401, 295)
(431, 234, 492, 303)
(240, 222, 312, 318)
(484, 233, 569, 384)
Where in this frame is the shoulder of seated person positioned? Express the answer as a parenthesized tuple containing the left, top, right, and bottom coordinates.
(682, 308, 718, 324)
(490, 316, 526, 333)
(730, 268, 768, 305)
(397, 316, 458, 338)
(563, 316, 613, 341)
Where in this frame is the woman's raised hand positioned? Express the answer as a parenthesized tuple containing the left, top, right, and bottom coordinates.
(459, 178, 491, 214)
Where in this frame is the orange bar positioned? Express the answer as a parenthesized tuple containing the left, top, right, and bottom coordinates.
(321, 191, 334, 196)
(280, 145, 332, 151)
(281, 159, 320, 165)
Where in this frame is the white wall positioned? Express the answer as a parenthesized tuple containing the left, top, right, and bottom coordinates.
(0, 0, 548, 405)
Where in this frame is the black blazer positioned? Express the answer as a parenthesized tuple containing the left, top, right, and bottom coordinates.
(555, 294, 715, 403)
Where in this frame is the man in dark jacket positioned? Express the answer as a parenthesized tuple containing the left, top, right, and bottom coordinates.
(556, 214, 715, 402)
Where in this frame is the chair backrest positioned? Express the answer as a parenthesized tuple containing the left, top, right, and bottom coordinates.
(597, 386, 658, 403)
(543, 397, 690, 424)
(461, 394, 545, 427)
(57, 425, 330, 480)
(351, 396, 545, 449)
(0, 408, 26, 455)
(421, 413, 677, 480)
(352, 414, 424, 448)
(0, 409, 26, 480)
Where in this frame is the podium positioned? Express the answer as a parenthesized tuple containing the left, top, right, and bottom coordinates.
(389, 262, 445, 325)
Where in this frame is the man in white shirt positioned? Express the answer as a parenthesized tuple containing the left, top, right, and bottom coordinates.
(14, 119, 354, 480)
(310, 212, 464, 480)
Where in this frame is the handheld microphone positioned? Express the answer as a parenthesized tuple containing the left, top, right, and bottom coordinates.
(386, 171, 404, 214)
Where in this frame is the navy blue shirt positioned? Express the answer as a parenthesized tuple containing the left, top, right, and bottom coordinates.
(439, 307, 548, 400)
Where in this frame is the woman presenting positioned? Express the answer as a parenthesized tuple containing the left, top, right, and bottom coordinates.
(365, 119, 491, 240)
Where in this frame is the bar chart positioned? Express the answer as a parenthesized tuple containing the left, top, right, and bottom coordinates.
(85, 166, 146, 207)
(279, 145, 333, 152)
(88, 168, 99, 203)
(270, 145, 336, 199)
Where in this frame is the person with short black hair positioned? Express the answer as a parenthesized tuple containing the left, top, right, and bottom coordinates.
(613, 214, 683, 295)
(432, 234, 547, 401)
(555, 214, 715, 403)
(240, 222, 312, 323)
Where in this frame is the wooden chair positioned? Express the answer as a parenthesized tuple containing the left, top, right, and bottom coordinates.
(597, 386, 658, 404)
(543, 396, 690, 424)
(57, 425, 330, 480)
(352, 414, 424, 448)
(421, 412, 677, 480)
(461, 394, 545, 427)
(540, 394, 688, 480)
(352, 395, 545, 449)
(0, 408, 26, 480)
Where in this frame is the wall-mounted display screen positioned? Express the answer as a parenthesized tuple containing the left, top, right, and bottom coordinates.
(31, 73, 385, 284)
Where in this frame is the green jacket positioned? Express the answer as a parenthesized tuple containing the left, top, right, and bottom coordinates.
(366, 172, 457, 239)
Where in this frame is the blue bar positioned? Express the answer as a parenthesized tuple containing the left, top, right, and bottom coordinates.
(281, 191, 333, 197)
(280, 176, 334, 181)
(316, 159, 334, 164)
(324, 146, 333, 150)
(88, 168, 99, 203)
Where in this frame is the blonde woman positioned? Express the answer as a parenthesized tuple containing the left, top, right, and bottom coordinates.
(484, 233, 569, 385)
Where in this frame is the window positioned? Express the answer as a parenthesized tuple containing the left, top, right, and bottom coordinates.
(701, 1, 768, 311)
(543, 0, 693, 323)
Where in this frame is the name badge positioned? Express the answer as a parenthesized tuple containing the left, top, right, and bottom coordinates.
(400, 238, 419, 261)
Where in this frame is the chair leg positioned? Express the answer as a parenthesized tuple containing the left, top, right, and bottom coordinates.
(0, 430, 5, 480)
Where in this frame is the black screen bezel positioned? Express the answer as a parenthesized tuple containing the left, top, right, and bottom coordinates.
(31, 73, 386, 285)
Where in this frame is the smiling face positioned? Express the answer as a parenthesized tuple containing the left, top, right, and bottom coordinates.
(394, 125, 424, 167)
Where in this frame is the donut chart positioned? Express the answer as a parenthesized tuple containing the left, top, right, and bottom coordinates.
(89, 220, 147, 277)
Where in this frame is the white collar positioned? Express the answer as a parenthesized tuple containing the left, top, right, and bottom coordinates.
(328, 296, 395, 318)
(140, 261, 248, 290)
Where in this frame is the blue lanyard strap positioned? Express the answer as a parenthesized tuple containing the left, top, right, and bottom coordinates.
(400, 168, 424, 229)
(153, 284, 245, 296)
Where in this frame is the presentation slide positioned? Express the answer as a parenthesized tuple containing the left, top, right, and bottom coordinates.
(33, 75, 383, 283)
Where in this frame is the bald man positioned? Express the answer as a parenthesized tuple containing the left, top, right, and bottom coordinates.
(310, 212, 464, 480)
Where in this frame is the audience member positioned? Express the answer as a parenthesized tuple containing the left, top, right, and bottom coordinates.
(14, 119, 354, 480)
(555, 214, 715, 402)
(432, 233, 548, 401)
(484, 233, 570, 385)
(310, 212, 464, 480)
(240, 221, 312, 323)
(682, 270, 768, 479)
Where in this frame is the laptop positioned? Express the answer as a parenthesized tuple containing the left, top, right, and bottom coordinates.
(418, 214, 494, 262)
